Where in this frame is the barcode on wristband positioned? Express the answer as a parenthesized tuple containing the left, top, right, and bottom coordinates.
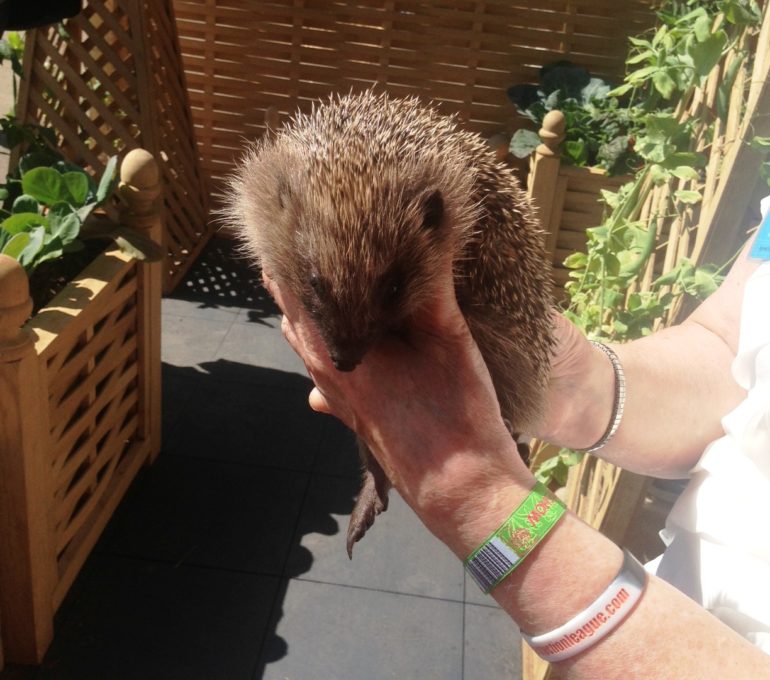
(466, 537, 519, 592)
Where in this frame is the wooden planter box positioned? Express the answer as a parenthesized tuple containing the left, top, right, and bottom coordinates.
(0, 150, 163, 666)
(525, 110, 633, 299)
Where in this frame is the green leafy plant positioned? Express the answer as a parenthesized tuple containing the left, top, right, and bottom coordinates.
(0, 154, 118, 270)
(507, 62, 644, 175)
(531, 0, 762, 486)
(0, 138, 164, 277)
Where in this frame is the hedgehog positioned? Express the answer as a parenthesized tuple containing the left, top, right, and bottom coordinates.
(228, 90, 554, 557)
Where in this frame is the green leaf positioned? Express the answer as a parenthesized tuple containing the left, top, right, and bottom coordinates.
(663, 151, 707, 168)
(597, 136, 630, 168)
(34, 235, 65, 266)
(50, 212, 82, 244)
(674, 189, 702, 204)
(693, 14, 712, 42)
(649, 163, 670, 185)
(628, 36, 653, 48)
(22, 167, 66, 205)
(96, 155, 119, 204)
(508, 129, 541, 159)
(652, 70, 677, 99)
(1, 212, 49, 235)
(600, 189, 620, 209)
(607, 82, 634, 98)
(62, 171, 90, 206)
(18, 226, 46, 269)
(12, 194, 40, 214)
(564, 139, 589, 166)
(626, 50, 655, 65)
(670, 165, 700, 181)
(563, 251, 587, 269)
(722, 0, 762, 25)
(690, 33, 727, 79)
(627, 65, 662, 84)
(1, 231, 31, 260)
(613, 318, 629, 335)
(750, 136, 770, 150)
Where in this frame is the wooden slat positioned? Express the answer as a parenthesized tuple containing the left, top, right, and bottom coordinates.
(19, 0, 211, 293)
(172, 0, 654, 187)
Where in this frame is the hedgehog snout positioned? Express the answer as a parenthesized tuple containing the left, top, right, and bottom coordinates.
(326, 338, 371, 373)
(331, 356, 361, 372)
(327, 339, 368, 373)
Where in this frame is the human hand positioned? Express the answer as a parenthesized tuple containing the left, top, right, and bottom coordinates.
(263, 265, 532, 549)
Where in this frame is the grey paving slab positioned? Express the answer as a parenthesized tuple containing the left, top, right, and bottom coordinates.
(214, 318, 309, 379)
(161, 296, 241, 322)
(172, 239, 276, 318)
(313, 415, 362, 477)
(161, 314, 234, 368)
(160, 363, 196, 445)
(465, 570, 501, 607)
(463, 602, 523, 680)
(37, 555, 278, 680)
(257, 579, 464, 680)
(101, 455, 309, 575)
(164, 373, 324, 471)
(287, 474, 465, 600)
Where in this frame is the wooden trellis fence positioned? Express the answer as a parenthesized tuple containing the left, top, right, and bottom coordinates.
(172, 0, 653, 191)
(523, 2, 770, 678)
(16, 0, 211, 293)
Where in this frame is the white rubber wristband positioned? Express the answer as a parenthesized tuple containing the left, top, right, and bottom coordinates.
(522, 549, 647, 663)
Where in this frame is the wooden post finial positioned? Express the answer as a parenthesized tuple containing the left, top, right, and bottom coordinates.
(0, 254, 33, 358)
(118, 148, 162, 228)
(537, 110, 566, 157)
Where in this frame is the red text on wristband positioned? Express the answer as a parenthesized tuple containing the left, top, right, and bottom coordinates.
(523, 548, 647, 662)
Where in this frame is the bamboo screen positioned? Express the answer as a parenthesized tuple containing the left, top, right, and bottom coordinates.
(173, 0, 653, 189)
(17, 0, 211, 292)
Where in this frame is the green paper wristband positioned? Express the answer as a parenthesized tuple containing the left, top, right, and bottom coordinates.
(464, 481, 566, 593)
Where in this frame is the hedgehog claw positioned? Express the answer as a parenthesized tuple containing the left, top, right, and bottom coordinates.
(346, 450, 391, 558)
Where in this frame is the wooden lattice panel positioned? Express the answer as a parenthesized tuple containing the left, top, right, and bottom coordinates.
(27, 250, 150, 608)
(173, 0, 653, 189)
(18, 0, 210, 292)
(550, 167, 630, 291)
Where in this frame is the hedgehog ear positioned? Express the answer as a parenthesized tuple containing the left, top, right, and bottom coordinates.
(421, 189, 444, 231)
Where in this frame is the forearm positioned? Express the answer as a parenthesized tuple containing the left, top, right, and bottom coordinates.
(541, 238, 759, 477)
(420, 453, 770, 679)
(543, 320, 746, 477)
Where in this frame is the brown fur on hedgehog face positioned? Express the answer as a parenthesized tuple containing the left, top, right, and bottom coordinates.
(230, 92, 481, 371)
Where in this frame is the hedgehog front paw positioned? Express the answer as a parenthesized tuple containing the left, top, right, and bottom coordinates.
(346, 466, 390, 559)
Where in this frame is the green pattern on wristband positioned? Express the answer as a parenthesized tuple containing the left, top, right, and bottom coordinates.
(464, 481, 566, 593)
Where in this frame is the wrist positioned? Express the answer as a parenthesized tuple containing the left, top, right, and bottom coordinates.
(540, 341, 618, 450)
(415, 445, 535, 558)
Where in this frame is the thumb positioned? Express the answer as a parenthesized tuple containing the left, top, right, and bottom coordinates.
(417, 258, 467, 335)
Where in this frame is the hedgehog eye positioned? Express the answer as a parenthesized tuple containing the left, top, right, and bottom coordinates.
(382, 275, 403, 308)
(309, 273, 322, 291)
(421, 190, 444, 231)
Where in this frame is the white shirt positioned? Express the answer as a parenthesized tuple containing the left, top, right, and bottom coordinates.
(649, 196, 770, 653)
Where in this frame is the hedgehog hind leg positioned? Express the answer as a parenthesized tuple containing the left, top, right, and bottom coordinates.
(347, 439, 391, 559)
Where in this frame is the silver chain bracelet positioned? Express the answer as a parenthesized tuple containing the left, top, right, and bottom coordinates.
(582, 341, 626, 453)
